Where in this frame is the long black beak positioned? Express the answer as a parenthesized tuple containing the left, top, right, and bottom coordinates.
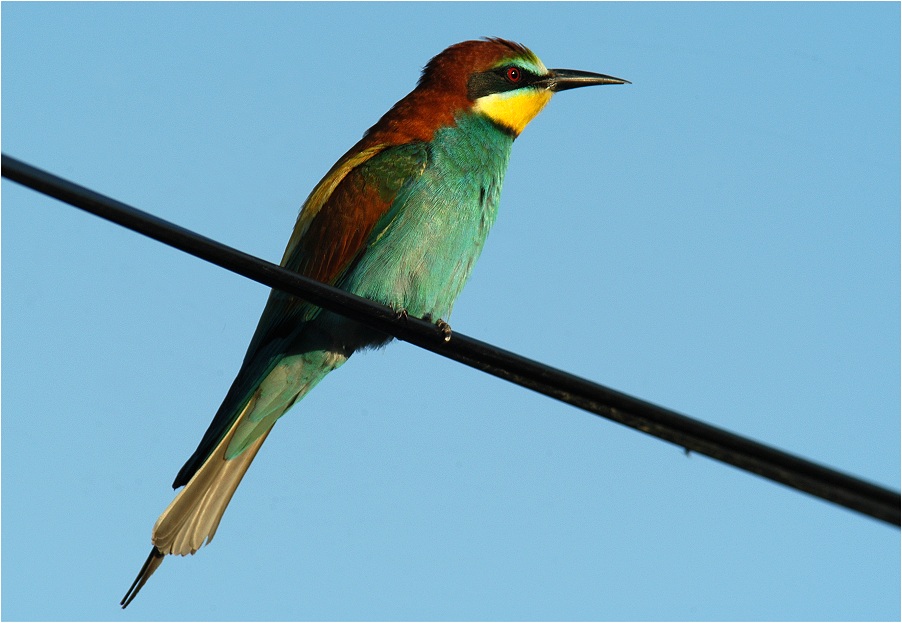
(538, 68, 630, 92)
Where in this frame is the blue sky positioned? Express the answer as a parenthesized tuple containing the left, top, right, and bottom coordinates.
(2, 2, 899, 621)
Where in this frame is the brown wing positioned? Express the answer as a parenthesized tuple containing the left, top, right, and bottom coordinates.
(172, 141, 428, 489)
(248, 140, 428, 351)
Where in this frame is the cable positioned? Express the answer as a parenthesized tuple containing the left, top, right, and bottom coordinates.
(3, 153, 899, 527)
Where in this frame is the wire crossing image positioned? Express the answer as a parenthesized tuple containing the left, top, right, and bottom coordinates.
(3, 152, 899, 531)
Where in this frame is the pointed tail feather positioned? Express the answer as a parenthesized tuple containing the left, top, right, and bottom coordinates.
(121, 349, 349, 606)
(120, 403, 272, 607)
(121, 547, 164, 608)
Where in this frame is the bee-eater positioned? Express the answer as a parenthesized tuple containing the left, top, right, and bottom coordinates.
(121, 37, 627, 608)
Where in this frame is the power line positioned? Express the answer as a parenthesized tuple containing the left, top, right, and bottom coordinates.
(3, 153, 898, 527)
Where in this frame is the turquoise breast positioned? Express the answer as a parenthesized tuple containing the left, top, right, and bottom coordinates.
(340, 112, 514, 322)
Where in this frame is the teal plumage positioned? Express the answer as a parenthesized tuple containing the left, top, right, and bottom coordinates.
(343, 113, 511, 321)
(122, 37, 627, 607)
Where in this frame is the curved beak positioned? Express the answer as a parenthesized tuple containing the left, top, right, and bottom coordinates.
(538, 68, 630, 92)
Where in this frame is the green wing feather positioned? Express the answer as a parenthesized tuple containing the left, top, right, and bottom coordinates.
(172, 142, 428, 488)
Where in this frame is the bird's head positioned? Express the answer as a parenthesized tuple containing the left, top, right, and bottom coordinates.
(459, 38, 628, 136)
(363, 38, 628, 145)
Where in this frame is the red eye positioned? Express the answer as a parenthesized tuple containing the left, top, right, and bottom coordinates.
(505, 67, 521, 83)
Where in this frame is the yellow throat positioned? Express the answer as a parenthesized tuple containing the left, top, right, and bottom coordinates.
(474, 88, 554, 136)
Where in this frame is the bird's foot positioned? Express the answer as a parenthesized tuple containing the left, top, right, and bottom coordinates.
(406, 311, 451, 342)
(435, 319, 452, 342)
(394, 308, 409, 321)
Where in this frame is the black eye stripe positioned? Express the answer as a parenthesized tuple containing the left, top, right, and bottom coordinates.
(467, 65, 539, 100)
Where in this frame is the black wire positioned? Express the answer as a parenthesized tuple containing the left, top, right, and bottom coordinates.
(3, 153, 899, 527)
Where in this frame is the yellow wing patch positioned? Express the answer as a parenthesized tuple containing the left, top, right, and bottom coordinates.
(473, 89, 553, 136)
(281, 144, 385, 265)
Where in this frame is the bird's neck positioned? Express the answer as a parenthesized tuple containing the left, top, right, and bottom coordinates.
(431, 111, 515, 179)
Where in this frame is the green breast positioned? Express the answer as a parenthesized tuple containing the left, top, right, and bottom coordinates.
(340, 112, 515, 320)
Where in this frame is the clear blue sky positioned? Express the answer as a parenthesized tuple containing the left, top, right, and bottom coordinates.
(3, 2, 899, 621)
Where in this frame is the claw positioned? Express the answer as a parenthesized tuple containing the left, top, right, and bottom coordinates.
(435, 319, 452, 342)
(394, 308, 409, 321)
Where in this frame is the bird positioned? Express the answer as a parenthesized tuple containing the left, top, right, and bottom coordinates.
(121, 37, 628, 608)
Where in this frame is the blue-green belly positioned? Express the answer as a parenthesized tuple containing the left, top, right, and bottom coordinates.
(340, 113, 514, 322)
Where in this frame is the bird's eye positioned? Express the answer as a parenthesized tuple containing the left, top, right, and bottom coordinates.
(505, 67, 522, 83)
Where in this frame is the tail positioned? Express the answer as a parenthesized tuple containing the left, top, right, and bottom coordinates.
(121, 399, 272, 608)
(121, 348, 347, 608)
(120, 548, 163, 608)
